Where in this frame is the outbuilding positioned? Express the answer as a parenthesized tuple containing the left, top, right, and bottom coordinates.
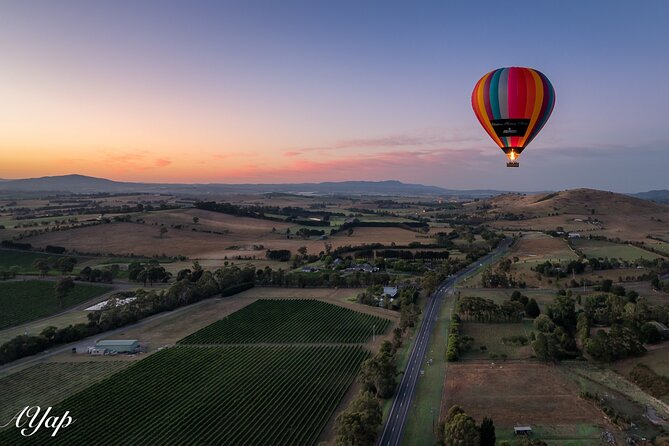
(514, 425, 532, 436)
(95, 339, 140, 353)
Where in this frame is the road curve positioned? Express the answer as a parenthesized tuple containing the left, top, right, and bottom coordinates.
(377, 238, 511, 446)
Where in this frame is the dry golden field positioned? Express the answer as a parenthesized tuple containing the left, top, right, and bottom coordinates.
(441, 362, 615, 440)
(23, 212, 426, 259)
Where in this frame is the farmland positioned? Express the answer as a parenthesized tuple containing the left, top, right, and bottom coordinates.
(572, 238, 665, 261)
(178, 299, 391, 345)
(459, 321, 534, 360)
(0, 280, 111, 330)
(0, 345, 369, 445)
(0, 361, 132, 424)
(441, 362, 615, 443)
(0, 249, 59, 273)
(22, 216, 426, 259)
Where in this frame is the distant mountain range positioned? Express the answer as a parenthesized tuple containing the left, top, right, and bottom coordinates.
(0, 174, 511, 197)
(630, 190, 669, 204)
(0, 174, 665, 202)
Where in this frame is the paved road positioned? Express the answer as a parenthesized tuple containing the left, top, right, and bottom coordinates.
(377, 238, 512, 446)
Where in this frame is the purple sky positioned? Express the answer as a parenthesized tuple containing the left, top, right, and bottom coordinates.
(1, 1, 668, 192)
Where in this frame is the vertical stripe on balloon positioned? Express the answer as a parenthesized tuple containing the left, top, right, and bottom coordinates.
(472, 66, 555, 154)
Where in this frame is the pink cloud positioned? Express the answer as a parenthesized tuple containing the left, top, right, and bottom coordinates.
(155, 158, 172, 167)
(293, 132, 478, 153)
(215, 147, 488, 183)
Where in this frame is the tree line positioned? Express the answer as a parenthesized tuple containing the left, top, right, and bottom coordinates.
(0, 265, 255, 366)
(335, 341, 399, 445)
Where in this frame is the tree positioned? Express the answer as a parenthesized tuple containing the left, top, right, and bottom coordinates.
(32, 259, 50, 277)
(479, 417, 496, 446)
(533, 332, 558, 362)
(335, 391, 382, 446)
(297, 246, 308, 256)
(55, 256, 77, 275)
(55, 277, 75, 307)
(533, 314, 555, 333)
(444, 405, 465, 424)
(547, 294, 576, 331)
(159, 225, 168, 238)
(444, 413, 479, 446)
(525, 298, 541, 318)
(641, 322, 662, 344)
(192, 216, 199, 225)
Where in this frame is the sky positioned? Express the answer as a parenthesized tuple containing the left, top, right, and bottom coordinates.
(1, 1, 668, 192)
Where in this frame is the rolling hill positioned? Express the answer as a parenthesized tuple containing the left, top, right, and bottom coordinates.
(487, 189, 669, 216)
(484, 189, 669, 242)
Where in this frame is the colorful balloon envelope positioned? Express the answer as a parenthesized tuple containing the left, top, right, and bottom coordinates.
(471, 67, 555, 167)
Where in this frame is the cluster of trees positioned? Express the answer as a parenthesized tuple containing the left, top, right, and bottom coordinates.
(265, 249, 292, 261)
(359, 341, 398, 399)
(457, 295, 528, 323)
(0, 265, 19, 280)
(32, 256, 77, 277)
(651, 275, 669, 293)
(45, 245, 67, 254)
(585, 324, 646, 362)
(355, 286, 420, 327)
(480, 263, 518, 288)
(532, 278, 669, 362)
(336, 219, 428, 234)
(532, 260, 570, 278)
(289, 269, 391, 288)
(436, 406, 496, 446)
(128, 261, 171, 286)
(295, 228, 325, 238)
(375, 249, 450, 260)
(195, 201, 285, 221)
(195, 201, 343, 222)
(511, 291, 541, 318)
(585, 325, 646, 362)
(0, 240, 32, 250)
(531, 294, 580, 361)
(79, 265, 119, 283)
(0, 265, 255, 366)
(433, 231, 458, 248)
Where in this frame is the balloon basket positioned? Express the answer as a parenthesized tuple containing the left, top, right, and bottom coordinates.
(506, 161, 519, 167)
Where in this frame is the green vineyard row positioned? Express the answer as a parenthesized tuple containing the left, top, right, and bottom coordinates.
(178, 299, 391, 345)
(0, 345, 369, 445)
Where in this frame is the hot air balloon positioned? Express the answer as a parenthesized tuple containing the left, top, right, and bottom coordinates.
(471, 67, 555, 167)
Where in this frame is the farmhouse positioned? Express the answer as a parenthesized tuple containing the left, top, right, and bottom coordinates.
(383, 286, 398, 298)
(514, 425, 532, 436)
(345, 263, 379, 273)
(568, 233, 581, 238)
(95, 339, 140, 353)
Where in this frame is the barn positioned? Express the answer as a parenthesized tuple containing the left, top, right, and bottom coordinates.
(95, 339, 140, 353)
